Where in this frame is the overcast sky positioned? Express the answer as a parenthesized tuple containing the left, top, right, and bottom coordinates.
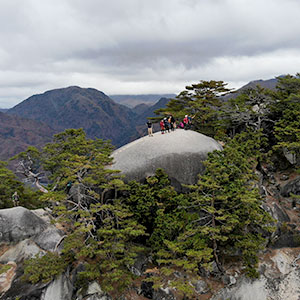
(0, 0, 300, 107)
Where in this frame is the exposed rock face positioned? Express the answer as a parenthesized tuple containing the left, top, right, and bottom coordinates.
(141, 281, 176, 300)
(270, 230, 300, 249)
(263, 202, 300, 249)
(0, 206, 115, 300)
(33, 227, 64, 252)
(281, 176, 300, 197)
(0, 207, 47, 243)
(0, 207, 64, 299)
(194, 279, 209, 294)
(75, 281, 111, 300)
(0, 262, 16, 294)
(212, 277, 268, 300)
(41, 273, 73, 300)
(269, 202, 290, 223)
(110, 130, 222, 185)
(211, 249, 300, 300)
(0, 239, 43, 264)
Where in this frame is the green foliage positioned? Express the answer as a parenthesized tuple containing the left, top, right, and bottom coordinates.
(42, 128, 115, 189)
(69, 199, 146, 292)
(10, 146, 41, 165)
(154, 80, 231, 137)
(23, 252, 69, 283)
(0, 161, 23, 208)
(0, 264, 12, 274)
(23, 129, 146, 294)
(273, 94, 300, 158)
(125, 169, 191, 252)
(271, 73, 300, 100)
(222, 86, 274, 138)
(151, 131, 274, 293)
(19, 74, 292, 296)
(267, 74, 300, 164)
(0, 161, 42, 209)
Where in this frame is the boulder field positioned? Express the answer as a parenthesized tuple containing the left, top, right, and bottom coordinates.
(110, 129, 223, 185)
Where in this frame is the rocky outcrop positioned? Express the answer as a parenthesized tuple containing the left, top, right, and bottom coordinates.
(0, 207, 47, 243)
(211, 248, 300, 300)
(1, 135, 300, 299)
(0, 207, 64, 299)
(110, 130, 222, 185)
(141, 281, 176, 300)
(0, 206, 115, 300)
(0, 262, 16, 295)
(268, 202, 290, 223)
(0, 239, 43, 264)
(41, 273, 73, 300)
(281, 176, 300, 197)
(75, 281, 111, 300)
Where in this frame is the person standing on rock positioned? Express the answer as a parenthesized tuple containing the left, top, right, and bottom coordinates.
(188, 114, 195, 129)
(12, 191, 20, 207)
(168, 116, 173, 132)
(164, 117, 170, 133)
(146, 120, 154, 137)
(160, 119, 165, 134)
(170, 114, 176, 130)
(183, 115, 189, 130)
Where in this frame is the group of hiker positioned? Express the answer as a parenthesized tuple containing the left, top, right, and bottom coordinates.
(159, 115, 176, 134)
(146, 114, 194, 136)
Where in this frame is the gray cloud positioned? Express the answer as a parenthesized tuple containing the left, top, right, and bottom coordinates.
(0, 0, 300, 107)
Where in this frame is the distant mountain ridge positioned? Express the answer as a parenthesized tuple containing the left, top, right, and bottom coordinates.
(110, 94, 176, 108)
(2, 87, 173, 160)
(239, 78, 278, 91)
(132, 103, 150, 115)
(0, 77, 282, 161)
(134, 97, 170, 125)
(223, 77, 279, 101)
(134, 97, 171, 135)
(0, 112, 55, 160)
(7, 86, 140, 147)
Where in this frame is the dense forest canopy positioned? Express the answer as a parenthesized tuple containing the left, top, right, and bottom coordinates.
(1, 74, 300, 297)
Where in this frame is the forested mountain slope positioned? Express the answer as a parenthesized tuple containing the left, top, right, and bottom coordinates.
(7, 86, 140, 147)
(0, 112, 55, 160)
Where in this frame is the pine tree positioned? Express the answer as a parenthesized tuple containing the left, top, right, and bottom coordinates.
(0, 161, 24, 208)
(124, 169, 191, 252)
(0, 161, 41, 209)
(222, 86, 273, 138)
(269, 74, 300, 165)
(154, 131, 274, 295)
(22, 129, 146, 294)
(154, 80, 231, 137)
(273, 94, 300, 162)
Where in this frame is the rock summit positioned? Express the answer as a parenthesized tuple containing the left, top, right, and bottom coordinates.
(110, 130, 222, 185)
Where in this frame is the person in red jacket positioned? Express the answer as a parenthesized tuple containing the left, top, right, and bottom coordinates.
(160, 119, 165, 134)
(183, 115, 189, 129)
